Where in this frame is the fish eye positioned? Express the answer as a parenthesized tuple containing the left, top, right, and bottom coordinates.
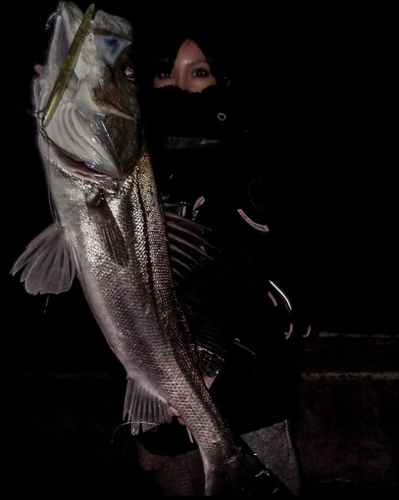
(123, 63, 135, 81)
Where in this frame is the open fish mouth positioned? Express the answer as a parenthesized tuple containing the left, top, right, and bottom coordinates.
(34, 2, 141, 180)
(40, 132, 116, 181)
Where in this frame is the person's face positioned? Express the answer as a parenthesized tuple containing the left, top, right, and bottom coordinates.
(153, 39, 217, 92)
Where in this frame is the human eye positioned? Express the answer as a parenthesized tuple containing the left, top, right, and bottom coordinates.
(192, 66, 211, 78)
(156, 71, 173, 80)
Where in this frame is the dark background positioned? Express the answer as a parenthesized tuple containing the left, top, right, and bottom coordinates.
(3, 2, 396, 375)
(1, 2, 397, 495)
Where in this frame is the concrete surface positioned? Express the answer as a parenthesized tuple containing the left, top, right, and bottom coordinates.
(2, 333, 398, 496)
(296, 333, 399, 496)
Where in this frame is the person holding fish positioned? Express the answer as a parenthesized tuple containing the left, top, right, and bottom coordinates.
(127, 21, 315, 496)
(13, 3, 314, 496)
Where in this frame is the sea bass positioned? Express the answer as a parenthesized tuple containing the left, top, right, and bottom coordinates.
(12, 2, 290, 495)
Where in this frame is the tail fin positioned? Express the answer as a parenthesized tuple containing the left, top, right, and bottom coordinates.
(205, 438, 294, 496)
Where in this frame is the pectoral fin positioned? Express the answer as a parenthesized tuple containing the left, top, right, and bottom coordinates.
(11, 223, 77, 295)
(88, 194, 129, 267)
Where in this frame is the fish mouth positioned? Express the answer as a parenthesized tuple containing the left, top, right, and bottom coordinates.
(44, 134, 116, 181)
(35, 2, 141, 180)
(36, 127, 114, 183)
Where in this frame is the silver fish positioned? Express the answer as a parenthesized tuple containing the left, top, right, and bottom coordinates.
(12, 2, 290, 495)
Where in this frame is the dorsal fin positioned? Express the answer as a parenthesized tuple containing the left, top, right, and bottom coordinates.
(183, 303, 226, 378)
(11, 223, 77, 295)
(163, 201, 218, 286)
(163, 200, 226, 378)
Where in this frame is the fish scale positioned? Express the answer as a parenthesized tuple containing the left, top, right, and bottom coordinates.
(55, 143, 240, 477)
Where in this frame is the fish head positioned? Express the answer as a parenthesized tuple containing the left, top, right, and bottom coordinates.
(34, 2, 142, 180)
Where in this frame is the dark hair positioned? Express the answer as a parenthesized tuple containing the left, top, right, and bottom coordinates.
(136, 25, 232, 90)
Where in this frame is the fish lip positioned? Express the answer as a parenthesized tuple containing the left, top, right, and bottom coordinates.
(38, 2, 83, 92)
(58, 1, 84, 32)
(55, 2, 82, 54)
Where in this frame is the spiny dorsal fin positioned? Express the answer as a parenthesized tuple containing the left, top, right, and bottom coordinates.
(163, 201, 225, 377)
(164, 202, 218, 284)
(11, 223, 76, 295)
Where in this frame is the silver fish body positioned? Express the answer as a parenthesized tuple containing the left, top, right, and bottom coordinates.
(13, 2, 291, 495)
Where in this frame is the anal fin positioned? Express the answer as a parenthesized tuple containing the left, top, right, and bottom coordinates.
(123, 377, 172, 435)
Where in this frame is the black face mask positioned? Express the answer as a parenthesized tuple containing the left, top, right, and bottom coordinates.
(144, 85, 248, 149)
(143, 85, 249, 198)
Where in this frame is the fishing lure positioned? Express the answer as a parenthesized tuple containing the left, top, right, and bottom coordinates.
(42, 3, 95, 127)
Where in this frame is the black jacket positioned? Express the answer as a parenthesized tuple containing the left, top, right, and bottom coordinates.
(136, 85, 314, 454)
